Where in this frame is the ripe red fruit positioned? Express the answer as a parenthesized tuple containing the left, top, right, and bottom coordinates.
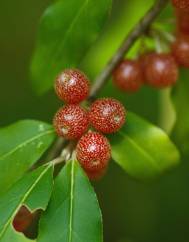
(89, 98, 126, 134)
(55, 69, 90, 104)
(139, 52, 154, 83)
(172, 0, 189, 9)
(144, 53, 178, 88)
(13, 206, 33, 232)
(76, 132, 111, 172)
(172, 36, 189, 68)
(53, 105, 89, 139)
(113, 59, 143, 92)
(85, 166, 107, 181)
(176, 9, 189, 34)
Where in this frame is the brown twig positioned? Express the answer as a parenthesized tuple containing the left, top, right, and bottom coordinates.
(46, 137, 66, 162)
(89, 0, 169, 100)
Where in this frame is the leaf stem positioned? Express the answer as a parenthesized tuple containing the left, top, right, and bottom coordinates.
(46, 137, 66, 162)
(46, 141, 76, 166)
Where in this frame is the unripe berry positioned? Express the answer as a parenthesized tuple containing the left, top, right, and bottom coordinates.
(76, 132, 111, 172)
(172, 36, 189, 68)
(113, 59, 143, 92)
(144, 53, 178, 88)
(172, 0, 189, 10)
(13, 206, 33, 232)
(53, 105, 89, 139)
(55, 69, 90, 104)
(89, 98, 126, 134)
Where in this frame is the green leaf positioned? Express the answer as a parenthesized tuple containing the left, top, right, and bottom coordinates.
(0, 164, 54, 240)
(38, 161, 103, 242)
(1, 226, 35, 242)
(110, 112, 180, 180)
(31, 0, 112, 94)
(0, 120, 55, 195)
(171, 69, 189, 155)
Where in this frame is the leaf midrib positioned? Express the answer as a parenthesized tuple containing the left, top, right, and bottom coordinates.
(68, 161, 75, 242)
(118, 130, 160, 171)
(0, 129, 54, 160)
(0, 165, 51, 239)
(49, 0, 89, 64)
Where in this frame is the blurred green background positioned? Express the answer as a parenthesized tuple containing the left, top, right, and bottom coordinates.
(0, 0, 189, 242)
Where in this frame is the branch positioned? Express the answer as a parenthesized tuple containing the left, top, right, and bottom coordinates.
(89, 0, 169, 99)
(46, 137, 66, 162)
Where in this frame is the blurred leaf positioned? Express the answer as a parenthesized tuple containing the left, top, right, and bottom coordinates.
(38, 161, 103, 242)
(82, 0, 154, 78)
(0, 120, 55, 195)
(171, 69, 189, 154)
(1, 226, 35, 242)
(31, 0, 112, 94)
(109, 112, 180, 180)
(0, 165, 53, 240)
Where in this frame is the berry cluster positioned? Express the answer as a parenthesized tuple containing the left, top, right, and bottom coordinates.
(53, 69, 126, 180)
(113, 0, 189, 92)
(113, 52, 179, 91)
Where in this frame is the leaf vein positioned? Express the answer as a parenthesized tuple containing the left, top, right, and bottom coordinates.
(118, 131, 160, 170)
(51, 0, 89, 62)
(69, 161, 75, 242)
(0, 129, 54, 160)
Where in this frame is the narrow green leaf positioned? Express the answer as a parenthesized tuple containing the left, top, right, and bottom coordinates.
(0, 120, 55, 195)
(1, 226, 35, 242)
(110, 112, 180, 180)
(38, 161, 103, 242)
(0, 165, 54, 239)
(31, 0, 112, 94)
(171, 69, 189, 155)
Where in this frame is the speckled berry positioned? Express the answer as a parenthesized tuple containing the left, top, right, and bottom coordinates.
(172, 36, 189, 68)
(139, 52, 154, 83)
(113, 59, 143, 92)
(172, 0, 189, 10)
(89, 98, 126, 134)
(76, 132, 111, 172)
(84, 166, 107, 181)
(55, 69, 90, 104)
(53, 105, 89, 139)
(144, 53, 178, 88)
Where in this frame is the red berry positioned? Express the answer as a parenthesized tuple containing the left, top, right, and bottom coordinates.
(55, 69, 90, 104)
(172, 36, 189, 68)
(176, 9, 189, 34)
(113, 59, 143, 92)
(172, 0, 189, 9)
(84, 166, 107, 181)
(53, 105, 89, 139)
(139, 52, 154, 83)
(89, 98, 126, 134)
(144, 53, 178, 88)
(13, 206, 33, 232)
(76, 132, 111, 172)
